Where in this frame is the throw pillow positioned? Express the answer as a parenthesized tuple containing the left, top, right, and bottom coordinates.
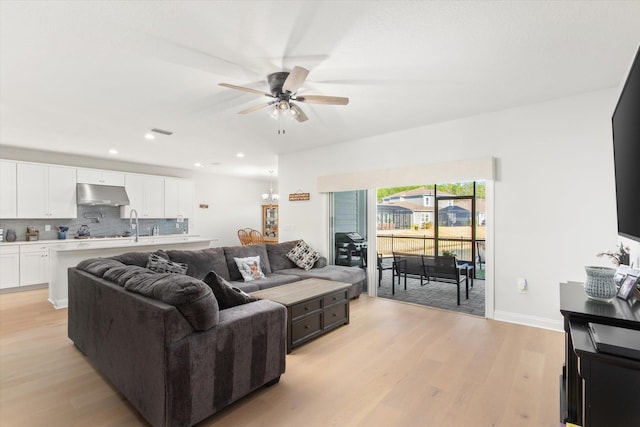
(203, 270, 257, 309)
(233, 256, 266, 282)
(146, 253, 188, 275)
(286, 240, 321, 270)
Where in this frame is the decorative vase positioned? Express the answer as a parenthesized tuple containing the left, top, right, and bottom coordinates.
(584, 266, 617, 302)
(5, 229, 16, 242)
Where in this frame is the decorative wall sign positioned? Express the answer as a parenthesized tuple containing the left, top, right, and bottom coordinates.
(289, 192, 310, 201)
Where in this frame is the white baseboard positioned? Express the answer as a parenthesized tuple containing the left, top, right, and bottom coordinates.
(493, 310, 563, 332)
(48, 298, 68, 309)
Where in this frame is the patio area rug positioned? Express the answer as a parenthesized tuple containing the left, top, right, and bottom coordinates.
(376, 269, 485, 317)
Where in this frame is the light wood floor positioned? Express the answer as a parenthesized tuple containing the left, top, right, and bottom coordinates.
(0, 289, 564, 427)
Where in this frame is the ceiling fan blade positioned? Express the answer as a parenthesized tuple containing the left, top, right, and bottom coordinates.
(238, 102, 274, 114)
(290, 103, 309, 122)
(282, 66, 309, 94)
(295, 95, 349, 105)
(219, 83, 273, 97)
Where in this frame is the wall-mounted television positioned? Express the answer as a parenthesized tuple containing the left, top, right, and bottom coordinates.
(612, 46, 640, 242)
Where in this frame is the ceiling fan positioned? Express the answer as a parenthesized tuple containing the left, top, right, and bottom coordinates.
(218, 66, 349, 122)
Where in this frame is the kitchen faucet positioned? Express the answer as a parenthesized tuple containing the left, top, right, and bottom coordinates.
(129, 209, 139, 242)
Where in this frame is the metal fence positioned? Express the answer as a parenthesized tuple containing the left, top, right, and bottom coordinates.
(377, 234, 483, 264)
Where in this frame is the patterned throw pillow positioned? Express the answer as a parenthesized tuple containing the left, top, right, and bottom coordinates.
(203, 271, 257, 310)
(146, 253, 188, 275)
(286, 240, 321, 270)
(233, 256, 266, 282)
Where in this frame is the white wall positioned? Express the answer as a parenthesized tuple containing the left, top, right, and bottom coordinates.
(279, 88, 625, 329)
(190, 173, 274, 246)
(0, 146, 272, 246)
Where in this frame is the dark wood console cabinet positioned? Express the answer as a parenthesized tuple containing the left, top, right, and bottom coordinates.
(559, 282, 640, 426)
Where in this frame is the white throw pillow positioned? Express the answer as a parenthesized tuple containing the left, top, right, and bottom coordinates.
(286, 240, 321, 271)
(234, 256, 266, 282)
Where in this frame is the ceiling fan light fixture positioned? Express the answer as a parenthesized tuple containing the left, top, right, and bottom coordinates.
(270, 107, 280, 120)
(277, 100, 290, 111)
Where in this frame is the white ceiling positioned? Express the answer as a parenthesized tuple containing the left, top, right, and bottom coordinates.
(1, 1, 639, 178)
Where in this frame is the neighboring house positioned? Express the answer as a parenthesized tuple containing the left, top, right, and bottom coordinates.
(378, 187, 486, 229)
(377, 201, 428, 229)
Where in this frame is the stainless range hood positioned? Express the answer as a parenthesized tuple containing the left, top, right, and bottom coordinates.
(77, 183, 130, 206)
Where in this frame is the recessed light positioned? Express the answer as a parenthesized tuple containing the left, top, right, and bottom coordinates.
(108, 149, 118, 155)
(236, 152, 245, 158)
(194, 162, 204, 168)
(144, 133, 155, 140)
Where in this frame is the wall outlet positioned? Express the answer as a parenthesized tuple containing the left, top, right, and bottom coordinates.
(517, 277, 528, 293)
(45, 225, 51, 231)
(176, 223, 180, 229)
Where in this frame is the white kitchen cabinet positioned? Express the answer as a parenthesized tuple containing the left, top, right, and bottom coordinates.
(0, 246, 20, 289)
(17, 163, 77, 218)
(19, 245, 50, 286)
(77, 168, 125, 186)
(120, 173, 164, 218)
(164, 178, 194, 218)
(0, 160, 17, 218)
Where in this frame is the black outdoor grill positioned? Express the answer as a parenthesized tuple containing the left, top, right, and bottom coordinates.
(334, 232, 367, 268)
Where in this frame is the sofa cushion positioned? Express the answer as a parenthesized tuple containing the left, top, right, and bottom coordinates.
(234, 256, 266, 281)
(286, 240, 321, 270)
(276, 265, 366, 284)
(230, 273, 302, 292)
(103, 265, 153, 286)
(266, 240, 300, 271)
(76, 258, 127, 276)
(275, 265, 365, 299)
(110, 250, 168, 267)
(146, 253, 188, 274)
(123, 271, 219, 331)
(223, 244, 271, 281)
(76, 258, 219, 331)
(202, 271, 257, 310)
(165, 248, 230, 280)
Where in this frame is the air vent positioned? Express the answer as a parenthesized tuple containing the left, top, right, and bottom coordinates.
(151, 128, 173, 136)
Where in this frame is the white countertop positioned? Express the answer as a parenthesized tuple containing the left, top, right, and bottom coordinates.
(0, 234, 216, 250)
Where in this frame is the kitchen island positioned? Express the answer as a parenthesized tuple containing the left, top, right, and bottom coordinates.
(47, 235, 216, 308)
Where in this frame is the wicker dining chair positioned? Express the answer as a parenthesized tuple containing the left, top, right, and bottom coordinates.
(249, 229, 264, 244)
(237, 229, 252, 245)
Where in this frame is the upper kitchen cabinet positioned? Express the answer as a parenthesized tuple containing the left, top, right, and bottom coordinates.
(77, 168, 125, 186)
(17, 163, 77, 218)
(164, 178, 194, 218)
(0, 160, 17, 218)
(120, 173, 164, 218)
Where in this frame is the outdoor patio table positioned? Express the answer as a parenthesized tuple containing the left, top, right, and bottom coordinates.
(456, 263, 474, 288)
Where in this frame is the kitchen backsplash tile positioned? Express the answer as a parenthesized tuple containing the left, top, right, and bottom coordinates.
(0, 205, 189, 241)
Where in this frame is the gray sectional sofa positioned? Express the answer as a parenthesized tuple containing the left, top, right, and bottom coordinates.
(67, 240, 365, 427)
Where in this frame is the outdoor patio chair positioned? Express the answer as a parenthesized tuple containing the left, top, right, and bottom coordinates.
(422, 255, 468, 305)
(377, 253, 395, 286)
(476, 240, 486, 270)
(392, 252, 428, 294)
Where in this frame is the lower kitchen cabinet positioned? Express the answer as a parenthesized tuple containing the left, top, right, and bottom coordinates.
(0, 246, 20, 289)
(19, 245, 50, 286)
